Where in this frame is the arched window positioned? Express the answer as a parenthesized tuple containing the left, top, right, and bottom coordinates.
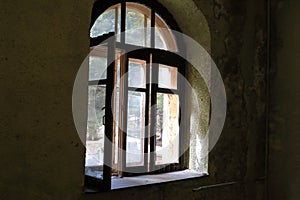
(85, 0, 190, 192)
(90, 2, 177, 51)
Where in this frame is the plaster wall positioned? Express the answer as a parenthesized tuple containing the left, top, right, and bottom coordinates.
(0, 0, 268, 199)
(268, 0, 300, 199)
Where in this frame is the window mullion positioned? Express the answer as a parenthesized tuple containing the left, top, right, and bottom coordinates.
(119, 53, 128, 177)
(149, 10, 157, 172)
(149, 62, 158, 172)
(103, 35, 116, 191)
(121, 2, 126, 44)
(151, 8, 155, 48)
(144, 14, 147, 47)
(144, 58, 151, 172)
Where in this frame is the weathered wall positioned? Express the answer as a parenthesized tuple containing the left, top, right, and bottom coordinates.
(268, 0, 300, 199)
(0, 0, 92, 199)
(192, 1, 267, 199)
(0, 0, 268, 199)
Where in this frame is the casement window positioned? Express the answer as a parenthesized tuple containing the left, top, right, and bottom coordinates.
(84, 0, 201, 192)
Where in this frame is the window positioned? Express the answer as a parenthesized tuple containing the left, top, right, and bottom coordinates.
(84, 1, 194, 192)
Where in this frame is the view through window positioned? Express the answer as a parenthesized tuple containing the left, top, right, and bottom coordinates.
(84, 1, 188, 191)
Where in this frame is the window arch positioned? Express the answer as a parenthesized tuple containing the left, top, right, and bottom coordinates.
(89, 0, 183, 51)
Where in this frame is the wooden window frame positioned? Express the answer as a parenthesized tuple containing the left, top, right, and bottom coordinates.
(85, 0, 187, 192)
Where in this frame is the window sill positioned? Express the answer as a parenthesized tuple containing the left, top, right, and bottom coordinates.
(111, 169, 208, 190)
(84, 169, 208, 193)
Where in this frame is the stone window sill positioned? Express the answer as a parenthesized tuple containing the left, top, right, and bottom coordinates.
(111, 169, 208, 190)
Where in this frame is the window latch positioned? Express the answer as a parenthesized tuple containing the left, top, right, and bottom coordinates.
(102, 106, 105, 125)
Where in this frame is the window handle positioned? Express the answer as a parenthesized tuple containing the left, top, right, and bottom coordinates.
(102, 106, 105, 125)
(102, 115, 105, 125)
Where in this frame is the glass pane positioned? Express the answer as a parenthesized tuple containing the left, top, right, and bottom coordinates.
(159, 64, 177, 89)
(126, 3, 151, 47)
(85, 86, 106, 179)
(128, 59, 146, 88)
(155, 14, 177, 51)
(116, 6, 121, 42)
(90, 8, 116, 38)
(89, 46, 109, 81)
(155, 93, 179, 165)
(126, 91, 146, 167)
(89, 56, 107, 81)
(155, 28, 167, 50)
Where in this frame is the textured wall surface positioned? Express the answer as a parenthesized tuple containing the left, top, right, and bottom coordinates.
(0, 0, 270, 199)
(268, 0, 300, 199)
(0, 0, 92, 199)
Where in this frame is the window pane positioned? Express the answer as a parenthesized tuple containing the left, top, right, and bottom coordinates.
(126, 91, 146, 167)
(155, 14, 177, 51)
(90, 8, 116, 38)
(116, 6, 121, 42)
(89, 56, 107, 81)
(155, 28, 167, 50)
(89, 48, 123, 82)
(128, 59, 146, 88)
(155, 93, 179, 165)
(89, 46, 109, 81)
(126, 3, 151, 47)
(85, 86, 106, 179)
(159, 64, 177, 89)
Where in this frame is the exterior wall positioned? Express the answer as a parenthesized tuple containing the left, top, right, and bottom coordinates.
(0, 0, 269, 199)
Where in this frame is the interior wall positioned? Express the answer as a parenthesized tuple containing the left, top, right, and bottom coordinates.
(0, 0, 268, 199)
(268, 0, 300, 199)
(0, 0, 92, 199)
(192, 0, 267, 199)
